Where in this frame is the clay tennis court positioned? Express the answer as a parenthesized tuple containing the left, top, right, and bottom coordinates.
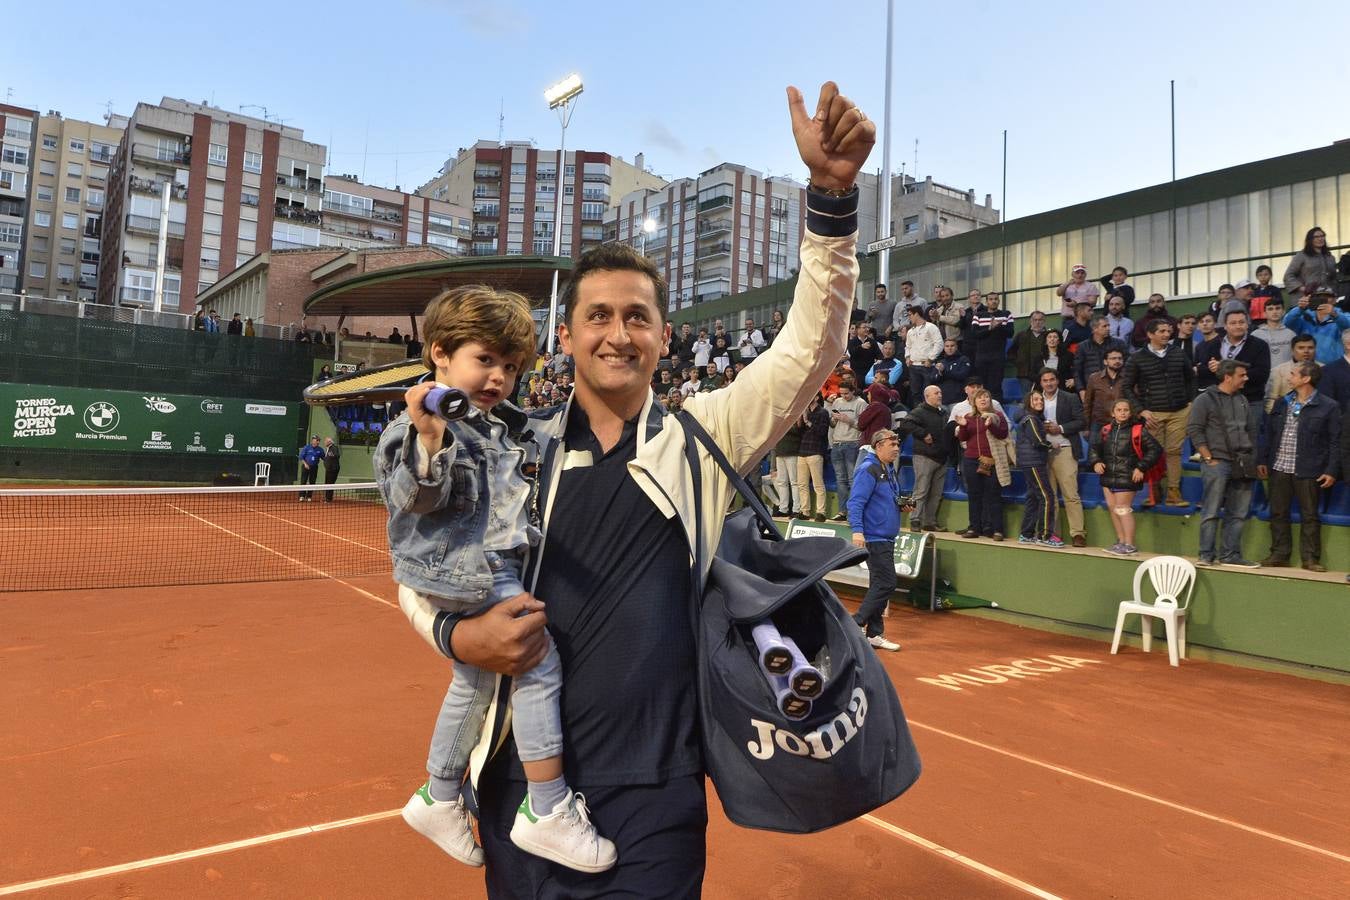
(3, 501, 1349, 898)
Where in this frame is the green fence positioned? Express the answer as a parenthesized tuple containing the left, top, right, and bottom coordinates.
(0, 309, 329, 400)
(0, 382, 308, 484)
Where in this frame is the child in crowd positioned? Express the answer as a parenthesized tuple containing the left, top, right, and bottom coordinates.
(375, 285, 616, 874)
(1015, 391, 1060, 547)
(1089, 399, 1163, 555)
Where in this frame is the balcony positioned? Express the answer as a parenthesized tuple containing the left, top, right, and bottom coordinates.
(472, 187, 500, 200)
(473, 206, 499, 220)
(129, 175, 188, 200)
(89, 150, 115, 165)
(120, 248, 184, 270)
(582, 172, 611, 185)
(472, 226, 498, 238)
(581, 189, 609, 203)
(277, 174, 323, 194)
(473, 168, 501, 180)
(470, 246, 499, 257)
(81, 251, 101, 264)
(324, 221, 396, 243)
(78, 275, 98, 289)
(83, 222, 101, 239)
(131, 142, 190, 167)
(698, 218, 732, 236)
(695, 242, 731, 260)
(275, 204, 322, 225)
(372, 206, 403, 224)
(322, 199, 373, 220)
(0, 199, 24, 218)
(86, 170, 106, 185)
(580, 210, 605, 223)
(125, 214, 185, 238)
(698, 195, 732, 212)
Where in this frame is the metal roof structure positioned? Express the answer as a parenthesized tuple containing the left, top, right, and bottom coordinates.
(302, 255, 572, 317)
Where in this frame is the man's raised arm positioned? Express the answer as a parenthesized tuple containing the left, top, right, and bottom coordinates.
(690, 81, 875, 471)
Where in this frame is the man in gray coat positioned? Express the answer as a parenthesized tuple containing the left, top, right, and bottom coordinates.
(1187, 359, 1259, 567)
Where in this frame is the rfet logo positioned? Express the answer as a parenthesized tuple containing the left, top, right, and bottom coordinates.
(200, 400, 224, 414)
(83, 402, 120, 433)
(143, 396, 177, 413)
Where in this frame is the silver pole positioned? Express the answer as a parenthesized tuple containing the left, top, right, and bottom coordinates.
(545, 101, 572, 354)
(1170, 79, 1178, 296)
(152, 180, 170, 313)
(877, 0, 894, 294)
(1001, 129, 1007, 292)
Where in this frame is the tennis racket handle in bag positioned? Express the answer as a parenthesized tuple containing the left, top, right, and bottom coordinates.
(752, 621, 794, 676)
(771, 675, 812, 720)
(423, 386, 471, 421)
(780, 635, 824, 700)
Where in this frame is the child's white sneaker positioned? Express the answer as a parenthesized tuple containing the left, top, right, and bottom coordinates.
(401, 782, 484, 867)
(509, 790, 617, 873)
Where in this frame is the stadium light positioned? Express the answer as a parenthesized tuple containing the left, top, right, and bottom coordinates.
(543, 74, 584, 353)
(544, 74, 584, 110)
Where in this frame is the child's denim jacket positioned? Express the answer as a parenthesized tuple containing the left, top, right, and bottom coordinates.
(375, 401, 538, 603)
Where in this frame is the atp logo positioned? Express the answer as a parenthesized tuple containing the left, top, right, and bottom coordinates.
(83, 402, 120, 433)
(143, 396, 177, 413)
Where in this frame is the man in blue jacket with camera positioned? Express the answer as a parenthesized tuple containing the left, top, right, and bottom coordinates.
(847, 429, 904, 651)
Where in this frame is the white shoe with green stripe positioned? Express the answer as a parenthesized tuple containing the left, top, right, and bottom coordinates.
(401, 781, 484, 867)
(509, 790, 617, 873)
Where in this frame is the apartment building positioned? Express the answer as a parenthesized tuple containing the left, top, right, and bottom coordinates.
(0, 104, 38, 295)
(99, 98, 327, 312)
(892, 174, 1000, 246)
(316, 174, 471, 256)
(418, 142, 665, 259)
(18, 112, 126, 301)
(607, 163, 807, 312)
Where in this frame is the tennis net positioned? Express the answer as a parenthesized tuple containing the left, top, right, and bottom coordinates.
(0, 482, 391, 592)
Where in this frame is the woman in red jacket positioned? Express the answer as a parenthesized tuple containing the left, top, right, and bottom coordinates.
(954, 389, 1009, 540)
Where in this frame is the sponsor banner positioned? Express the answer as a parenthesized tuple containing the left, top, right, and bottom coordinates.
(2, 383, 302, 456)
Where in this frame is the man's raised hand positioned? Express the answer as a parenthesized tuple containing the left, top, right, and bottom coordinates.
(787, 82, 876, 192)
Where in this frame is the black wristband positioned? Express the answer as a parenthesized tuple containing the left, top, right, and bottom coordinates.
(432, 610, 468, 663)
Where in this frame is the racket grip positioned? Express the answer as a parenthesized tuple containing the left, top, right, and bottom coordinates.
(423, 386, 471, 421)
(771, 675, 812, 720)
(780, 635, 825, 700)
(752, 621, 793, 677)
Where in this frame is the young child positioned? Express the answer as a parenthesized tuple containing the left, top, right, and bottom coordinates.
(1089, 399, 1163, 555)
(375, 285, 616, 874)
(1014, 391, 1060, 547)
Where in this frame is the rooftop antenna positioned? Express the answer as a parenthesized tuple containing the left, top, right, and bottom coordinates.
(498, 97, 505, 145)
(4, 87, 12, 104)
(103, 100, 115, 122)
(240, 103, 270, 121)
(361, 119, 369, 183)
(913, 139, 919, 180)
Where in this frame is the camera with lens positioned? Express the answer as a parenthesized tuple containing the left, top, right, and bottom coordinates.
(896, 493, 916, 512)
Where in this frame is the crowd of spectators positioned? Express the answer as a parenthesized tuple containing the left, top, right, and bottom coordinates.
(671, 224, 1350, 581)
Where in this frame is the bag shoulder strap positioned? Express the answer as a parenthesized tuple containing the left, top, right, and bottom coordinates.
(676, 411, 781, 539)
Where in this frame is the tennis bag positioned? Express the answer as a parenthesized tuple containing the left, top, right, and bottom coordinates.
(677, 412, 921, 833)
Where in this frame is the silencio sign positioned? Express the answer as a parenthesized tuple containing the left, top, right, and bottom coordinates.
(1, 383, 303, 456)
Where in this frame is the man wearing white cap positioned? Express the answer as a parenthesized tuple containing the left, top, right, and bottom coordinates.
(1219, 279, 1257, 325)
(1057, 264, 1100, 319)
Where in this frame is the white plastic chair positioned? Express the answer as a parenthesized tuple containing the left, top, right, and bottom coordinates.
(1110, 555, 1197, 666)
(254, 462, 271, 486)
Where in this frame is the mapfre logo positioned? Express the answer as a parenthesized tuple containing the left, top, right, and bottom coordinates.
(746, 687, 868, 761)
(143, 396, 177, 413)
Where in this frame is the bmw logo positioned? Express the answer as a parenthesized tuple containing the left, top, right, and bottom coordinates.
(84, 401, 120, 433)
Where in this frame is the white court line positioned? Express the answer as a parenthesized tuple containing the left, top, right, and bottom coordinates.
(167, 505, 396, 611)
(0, 802, 1059, 897)
(0, 810, 401, 896)
(243, 504, 388, 555)
(860, 814, 1062, 899)
(909, 718, 1350, 865)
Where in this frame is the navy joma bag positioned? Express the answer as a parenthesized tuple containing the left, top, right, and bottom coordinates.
(678, 412, 921, 833)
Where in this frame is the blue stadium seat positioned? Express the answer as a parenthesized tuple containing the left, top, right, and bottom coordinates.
(1002, 378, 1023, 403)
(942, 467, 968, 501)
(897, 465, 916, 493)
(1323, 483, 1350, 527)
(1004, 403, 1023, 425)
(1079, 472, 1105, 509)
(1000, 468, 1028, 502)
(350, 422, 366, 434)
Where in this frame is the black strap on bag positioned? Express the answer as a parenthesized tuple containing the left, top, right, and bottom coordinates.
(676, 410, 921, 834)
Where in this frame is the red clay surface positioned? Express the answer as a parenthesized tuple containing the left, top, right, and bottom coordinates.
(4, 573, 1349, 899)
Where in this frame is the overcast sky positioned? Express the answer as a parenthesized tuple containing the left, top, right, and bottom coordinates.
(9, 0, 1349, 231)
